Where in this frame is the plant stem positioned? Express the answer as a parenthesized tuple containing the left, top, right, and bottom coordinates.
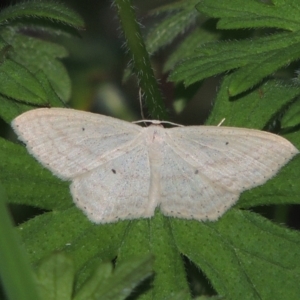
(114, 0, 168, 120)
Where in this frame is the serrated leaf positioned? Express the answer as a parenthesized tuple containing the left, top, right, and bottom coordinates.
(163, 25, 221, 72)
(0, 71, 64, 123)
(170, 32, 300, 95)
(35, 70, 66, 106)
(196, 0, 300, 31)
(228, 39, 300, 96)
(0, 70, 65, 124)
(117, 212, 190, 299)
(171, 210, 300, 299)
(18, 210, 127, 274)
(6, 19, 82, 39)
(1, 29, 71, 102)
(206, 77, 300, 129)
(239, 151, 300, 208)
(0, 94, 32, 123)
(0, 58, 49, 104)
(0, 0, 84, 29)
(35, 253, 74, 300)
(145, 0, 199, 54)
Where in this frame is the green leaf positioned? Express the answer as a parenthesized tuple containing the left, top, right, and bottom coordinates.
(238, 152, 300, 209)
(145, 0, 200, 54)
(34, 70, 66, 107)
(0, 58, 48, 104)
(196, 0, 300, 31)
(0, 71, 64, 123)
(117, 212, 190, 299)
(74, 255, 153, 300)
(169, 32, 300, 95)
(74, 262, 112, 300)
(0, 182, 41, 300)
(18, 210, 127, 275)
(0, 36, 12, 61)
(163, 25, 221, 73)
(0, 137, 71, 210)
(35, 253, 74, 300)
(171, 210, 300, 299)
(281, 98, 300, 128)
(206, 77, 300, 129)
(0, 0, 84, 29)
(0, 94, 32, 123)
(34, 253, 153, 300)
(1, 28, 71, 102)
(0, 1, 83, 105)
(123, 0, 204, 82)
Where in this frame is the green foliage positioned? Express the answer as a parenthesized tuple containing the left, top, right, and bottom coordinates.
(169, 32, 300, 95)
(146, 0, 200, 54)
(173, 210, 300, 299)
(1, 0, 300, 299)
(196, 0, 300, 31)
(34, 253, 153, 300)
(0, 0, 84, 122)
(0, 183, 40, 300)
(0, 1, 84, 28)
(0, 59, 49, 106)
(148, 0, 300, 95)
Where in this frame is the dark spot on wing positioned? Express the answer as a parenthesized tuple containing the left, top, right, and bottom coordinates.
(225, 142, 229, 145)
(82, 127, 85, 131)
(195, 170, 199, 174)
(112, 169, 116, 174)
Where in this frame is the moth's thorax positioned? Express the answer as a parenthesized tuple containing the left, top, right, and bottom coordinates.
(143, 124, 166, 166)
(144, 123, 166, 146)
